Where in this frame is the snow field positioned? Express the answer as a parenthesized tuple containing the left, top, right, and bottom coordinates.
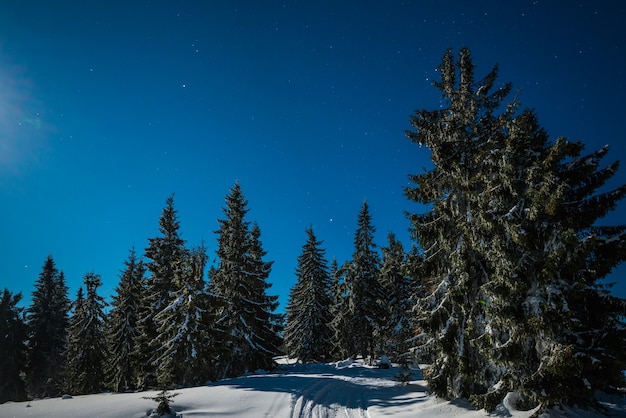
(1, 359, 623, 418)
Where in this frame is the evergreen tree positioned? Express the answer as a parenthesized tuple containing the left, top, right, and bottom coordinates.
(247, 223, 283, 360)
(0, 289, 28, 402)
(134, 273, 153, 389)
(209, 182, 281, 377)
(378, 233, 417, 362)
(405, 47, 626, 410)
(328, 258, 353, 360)
(154, 244, 217, 387)
(474, 110, 626, 408)
(64, 273, 108, 395)
(106, 247, 145, 392)
(405, 48, 509, 401)
(140, 194, 188, 388)
(284, 226, 333, 362)
(63, 287, 85, 392)
(341, 201, 382, 361)
(25, 255, 70, 398)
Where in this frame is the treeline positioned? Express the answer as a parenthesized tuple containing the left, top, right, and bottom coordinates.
(0, 183, 415, 401)
(2, 48, 626, 413)
(1, 183, 284, 399)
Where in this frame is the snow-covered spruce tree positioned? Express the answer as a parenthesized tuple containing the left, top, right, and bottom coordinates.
(404, 48, 510, 401)
(246, 223, 283, 361)
(473, 108, 626, 409)
(328, 257, 352, 360)
(25, 255, 70, 398)
(378, 233, 419, 363)
(154, 244, 218, 387)
(63, 287, 85, 394)
(106, 247, 145, 392)
(209, 182, 281, 378)
(552, 143, 626, 403)
(340, 201, 383, 361)
(0, 289, 28, 402)
(405, 48, 626, 410)
(139, 194, 188, 389)
(284, 226, 334, 362)
(64, 273, 108, 395)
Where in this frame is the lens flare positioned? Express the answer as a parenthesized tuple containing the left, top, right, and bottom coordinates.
(0, 60, 46, 181)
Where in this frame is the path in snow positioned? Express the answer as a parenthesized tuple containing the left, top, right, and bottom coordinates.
(217, 359, 429, 418)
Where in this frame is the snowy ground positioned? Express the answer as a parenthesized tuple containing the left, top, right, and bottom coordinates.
(1, 358, 624, 417)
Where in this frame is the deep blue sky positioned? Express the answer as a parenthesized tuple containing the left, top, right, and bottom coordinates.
(1, 1, 625, 309)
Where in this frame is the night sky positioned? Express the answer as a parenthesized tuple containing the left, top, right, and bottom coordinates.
(2, 1, 625, 309)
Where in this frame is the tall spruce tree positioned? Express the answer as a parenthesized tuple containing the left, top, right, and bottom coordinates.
(405, 48, 510, 401)
(328, 258, 351, 360)
(341, 201, 382, 361)
(405, 48, 626, 410)
(106, 247, 145, 392)
(284, 226, 333, 362)
(25, 255, 70, 398)
(209, 182, 281, 377)
(64, 273, 108, 395)
(378, 233, 418, 362)
(154, 244, 216, 387)
(140, 194, 188, 388)
(247, 223, 283, 359)
(0, 289, 28, 402)
(474, 110, 626, 409)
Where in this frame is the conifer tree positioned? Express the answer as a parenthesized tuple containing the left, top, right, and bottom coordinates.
(284, 226, 333, 362)
(405, 47, 626, 410)
(154, 244, 216, 387)
(25, 255, 70, 398)
(64, 273, 108, 395)
(405, 48, 510, 401)
(341, 201, 382, 361)
(209, 182, 281, 377)
(63, 287, 85, 391)
(328, 258, 351, 360)
(247, 223, 283, 358)
(474, 110, 626, 409)
(378, 233, 417, 362)
(0, 289, 28, 402)
(107, 247, 145, 392)
(140, 194, 188, 388)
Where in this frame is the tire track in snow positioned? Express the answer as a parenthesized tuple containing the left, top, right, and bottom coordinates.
(290, 377, 325, 418)
(342, 377, 370, 418)
(290, 374, 373, 418)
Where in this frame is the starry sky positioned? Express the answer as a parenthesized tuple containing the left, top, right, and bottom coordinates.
(1, 1, 625, 310)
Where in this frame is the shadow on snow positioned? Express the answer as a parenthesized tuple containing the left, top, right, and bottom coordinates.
(207, 362, 430, 412)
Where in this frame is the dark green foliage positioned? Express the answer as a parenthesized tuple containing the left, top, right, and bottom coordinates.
(328, 258, 350, 360)
(64, 273, 108, 395)
(140, 194, 188, 388)
(154, 244, 217, 387)
(405, 47, 626, 410)
(394, 353, 415, 385)
(25, 255, 70, 398)
(144, 195, 188, 310)
(0, 289, 28, 403)
(405, 48, 523, 402)
(247, 223, 284, 362)
(332, 201, 382, 361)
(106, 247, 145, 392)
(143, 389, 179, 416)
(478, 127, 626, 407)
(284, 226, 333, 362)
(209, 182, 281, 378)
(378, 234, 420, 362)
